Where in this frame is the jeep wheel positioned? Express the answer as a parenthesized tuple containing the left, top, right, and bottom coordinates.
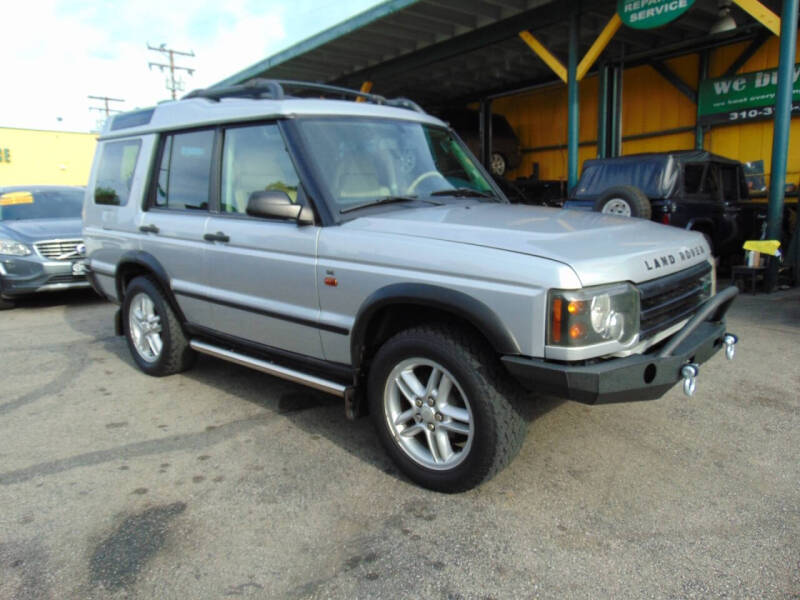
(0, 295, 14, 310)
(368, 325, 526, 493)
(593, 185, 652, 220)
(490, 152, 507, 177)
(123, 276, 195, 376)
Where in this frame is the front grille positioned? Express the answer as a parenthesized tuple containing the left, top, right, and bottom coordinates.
(34, 239, 83, 260)
(638, 262, 712, 341)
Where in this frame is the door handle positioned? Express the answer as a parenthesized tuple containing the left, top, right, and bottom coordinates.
(139, 224, 160, 234)
(204, 231, 230, 243)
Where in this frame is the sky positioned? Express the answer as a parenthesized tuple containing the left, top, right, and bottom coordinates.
(1, 0, 381, 133)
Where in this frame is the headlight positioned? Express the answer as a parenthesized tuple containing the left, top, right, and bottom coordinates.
(548, 283, 640, 348)
(0, 239, 32, 256)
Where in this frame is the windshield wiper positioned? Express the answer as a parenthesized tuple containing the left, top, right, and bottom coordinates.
(339, 195, 419, 214)
(430, 188, 494, 199)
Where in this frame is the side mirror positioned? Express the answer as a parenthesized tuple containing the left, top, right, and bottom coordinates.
(246, 190, 314, 225)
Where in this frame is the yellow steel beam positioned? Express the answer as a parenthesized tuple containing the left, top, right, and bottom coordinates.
(577, 14, 622, 81)
(733, 0, 781, 36)
(518, 30, 567, 83)
(356, 80, 373, 102)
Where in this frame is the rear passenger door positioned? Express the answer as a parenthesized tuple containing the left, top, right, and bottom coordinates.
(138, 129, 215, 325)
(202, 122, 324, 360)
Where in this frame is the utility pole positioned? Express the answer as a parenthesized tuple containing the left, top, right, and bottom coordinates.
(88, 95, 125, 117)
(88, 95, 124, 130)
(147, 43, 195, 100)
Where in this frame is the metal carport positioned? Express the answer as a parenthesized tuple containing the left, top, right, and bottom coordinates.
(213, 0, 798, 287)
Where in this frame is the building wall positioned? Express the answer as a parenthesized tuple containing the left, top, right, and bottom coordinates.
(0, 128, 97, 187)
(491, 32, 800, 184)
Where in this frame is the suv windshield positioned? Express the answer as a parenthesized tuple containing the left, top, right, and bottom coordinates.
(295, 117, 496, 212)
(0, 188, 84, 221)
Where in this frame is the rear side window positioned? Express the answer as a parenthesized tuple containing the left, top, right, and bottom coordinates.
(154, 130, 214, 211)
(684, 164, 704, 194)
(719, 165, 740, 201)
(94, 139, 141, 206)
(684, 163, 720, 197)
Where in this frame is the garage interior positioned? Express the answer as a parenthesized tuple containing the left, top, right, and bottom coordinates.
(213, 0, 799, 287)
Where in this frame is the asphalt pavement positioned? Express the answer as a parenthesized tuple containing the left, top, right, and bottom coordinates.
(0, 287, 798, 599)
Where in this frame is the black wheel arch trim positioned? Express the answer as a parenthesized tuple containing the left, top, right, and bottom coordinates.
(350, 283, 521, 368)
(115, 250, 187, 323)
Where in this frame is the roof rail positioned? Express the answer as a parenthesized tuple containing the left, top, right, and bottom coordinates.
(182, 79, 427, 114)
(183, 78, 285, 101)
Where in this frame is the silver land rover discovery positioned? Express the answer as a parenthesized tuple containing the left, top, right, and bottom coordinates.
(82, 80, 739, 492)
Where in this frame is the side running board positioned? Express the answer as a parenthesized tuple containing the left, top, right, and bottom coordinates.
(189, 340, 348, 398)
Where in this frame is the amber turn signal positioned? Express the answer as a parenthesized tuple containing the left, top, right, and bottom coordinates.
(569, 323, 586, 339)
(566, 300, 585, 314)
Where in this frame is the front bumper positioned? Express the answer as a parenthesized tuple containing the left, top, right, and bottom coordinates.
(0, 255, 89, 297)
(502, 286, 738, 405)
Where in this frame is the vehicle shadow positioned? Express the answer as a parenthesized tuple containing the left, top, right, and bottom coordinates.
(56, 297, 565, 487)
(99, 333, 565, 486)
(6, 288, 105, 311)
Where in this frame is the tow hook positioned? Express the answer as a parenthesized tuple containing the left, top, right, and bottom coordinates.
(723, 333, 738, 361)
(681, 363, 699, 397)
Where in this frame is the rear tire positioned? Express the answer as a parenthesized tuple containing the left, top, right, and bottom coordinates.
(593, 185, 652, 219)
(368, 325, 526, 493)
(122, 276, 195, 376)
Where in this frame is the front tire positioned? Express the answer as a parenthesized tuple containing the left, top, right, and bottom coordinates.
(122, 276, 195, 376)
(368, 325, 526, 493)
(0, 295, 14, 310)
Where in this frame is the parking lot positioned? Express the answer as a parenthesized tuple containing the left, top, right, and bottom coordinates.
(0, 288, 797, 599)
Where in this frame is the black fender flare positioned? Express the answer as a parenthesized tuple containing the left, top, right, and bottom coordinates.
(115, 251, 187, 323)
(350, 283, 521, 368)
(684, 217, 717, 249)
(684, 217, 715, 233)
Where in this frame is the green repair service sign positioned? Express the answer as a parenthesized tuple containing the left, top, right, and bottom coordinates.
(617, 0, 696, 29)
(698, 64, 800, 126)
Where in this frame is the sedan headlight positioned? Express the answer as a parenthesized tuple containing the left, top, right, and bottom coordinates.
(0, 239, 32, 256)
(548, 283, 640, 348)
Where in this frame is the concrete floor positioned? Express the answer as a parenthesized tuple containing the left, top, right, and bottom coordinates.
(0, 287, 797, 599)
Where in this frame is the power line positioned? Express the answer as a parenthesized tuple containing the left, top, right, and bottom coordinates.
(88, 95, 125, 117)
(147, 43, 195, 100)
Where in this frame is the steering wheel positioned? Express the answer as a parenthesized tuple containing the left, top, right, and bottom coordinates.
(407, 171, 449, 194)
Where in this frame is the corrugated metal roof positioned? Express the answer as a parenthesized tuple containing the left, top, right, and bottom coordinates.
(213, 0, 775, 107)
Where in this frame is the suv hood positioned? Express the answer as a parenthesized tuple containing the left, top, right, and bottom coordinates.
(0, 218, 83, 244)
(344, 204, 710, 286)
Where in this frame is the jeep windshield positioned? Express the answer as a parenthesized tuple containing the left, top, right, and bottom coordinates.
(295, 117, 499, 213)
(0, 188, 84, 220)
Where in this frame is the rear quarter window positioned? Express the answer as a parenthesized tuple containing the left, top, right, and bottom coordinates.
(94, 139, 142, 206)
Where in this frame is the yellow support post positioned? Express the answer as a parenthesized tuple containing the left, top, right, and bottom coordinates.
(732, 0, 781, 36)
(356, 81, 373, 102)
(577, 14, 622, 81)
(518, 30, 567, 83)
